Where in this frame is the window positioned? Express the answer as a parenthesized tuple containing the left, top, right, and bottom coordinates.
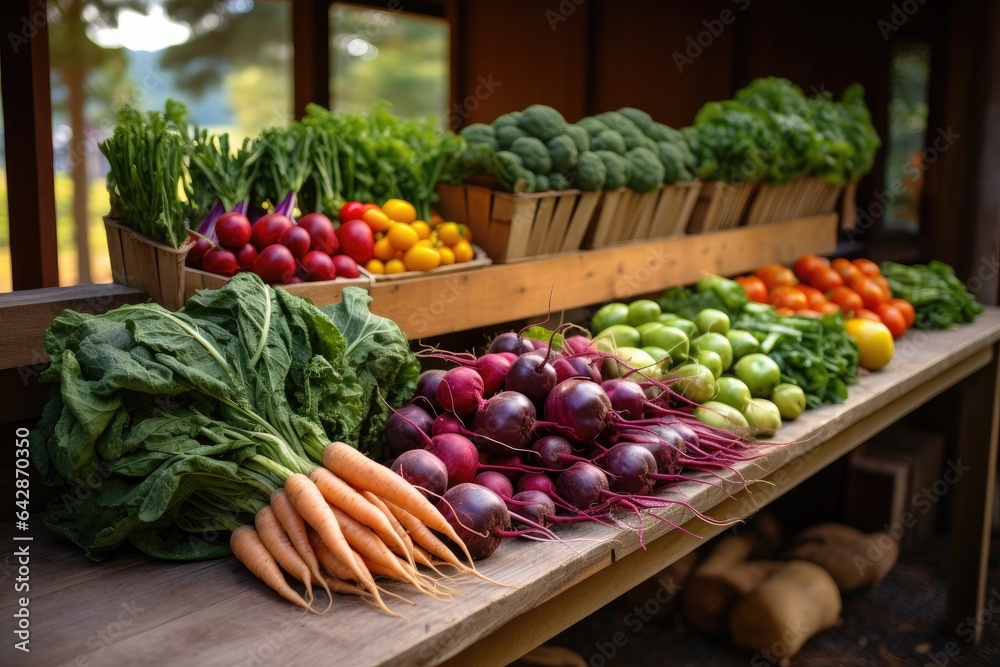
(47, 0, 292, 286)
(330, 3, 449, 123)
(882, 42, 931, 237)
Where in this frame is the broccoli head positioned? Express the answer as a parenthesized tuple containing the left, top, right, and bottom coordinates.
(625, 147, 665, 193)
(657, 141, 694, 184)
(595, 111, 656, 151)
(577, 116, 608, 136)
(533, 174, 550, 193)
(547, 135, 579, 172)
(548, 171, 573, 191)
(565, 124, 591, 153)
(617, 107, 655, 133)
(496, 124, 528, 150)
(572, 151, 607, 191)
(490, 150, 536, 192)
(460, 123, 498, 151)
(517, 104, 568, 142)
(595, 150, 630, 190)
(510, 136, 553, 174)
(493, 111, 523, 130)
(589, 129, 627, 154)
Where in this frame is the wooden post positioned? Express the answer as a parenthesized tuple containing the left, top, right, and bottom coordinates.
(0, 0, 59, 289)
(292, 0, 330, 119)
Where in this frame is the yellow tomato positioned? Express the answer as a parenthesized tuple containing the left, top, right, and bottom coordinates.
(373, 236, 397, 262)
(411, 220, 431, 240)
(365, 259, 385, 274)
(457, 223, 473, 242)
(414, 239, 435, 249)
(362, 208, 392, 233)
(382, 199, 417, 224)
(452, 240, 474, 263)
(437, 222, 461, 245)
(430, 212, 444, 226)
(385, 259, 407, 274)
(403, 245, 441, 272)
(845, 317, 894, 371)
(387, 223, 419, 251)
(438, 246, 455, 265)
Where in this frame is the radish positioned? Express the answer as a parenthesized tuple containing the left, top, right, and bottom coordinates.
(251, 213, 294, 249)
(437, 367, 485, 416)
(385, 403, 434, 456)
(518, 472, 557, 496)
(299, 251, 337, 282)
(186, 234, 212, 268)
(553, 356, 602, 384)
(556, 462, 609, 509)
(488, 332, 534, 355)
(437, 484, 512, 560)
(216, 211, 252, 249)
(416, 369, 446, 412)
(598, 443, 657, 494)
(474, 471, 514, 499)
(508, 490, 557, 528)
(252, 244, 296, 284)
(425, 433, 479, 487)
(601, 378, 647, 420)
(298, 212, 338, 254)
(235, 243, 258, 270)
(432, 412, 465, 436)
(201, 246, 239, 276)
(390, 449, 448, 500)
(472, 391, 536, 454)
(531, 436, 574, 470)
(331, 255, 360, 278)
(337, 219, 375, 264)
(279, 225, 312, 258)
(505, 354, 557, 404)
(544, 378, 613, 443)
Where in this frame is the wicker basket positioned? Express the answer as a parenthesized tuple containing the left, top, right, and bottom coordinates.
(584, 182, 701, 248)
(104, 217, 192, 310)
(435, 183, 601, 262)
(686, 181, 757, 233)
(744, 178, 846, 226)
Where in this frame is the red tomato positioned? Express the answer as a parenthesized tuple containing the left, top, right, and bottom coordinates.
(850, 276, 888, 310)
(736, 275, 769, 303)
(775, 307, 796, 317)
(796, 309, 824, 318)
(811, 267, 844, 292)
(754, 264, 797, 291)
(818, 301, 842, 315)
(853, 258, 882, 278)
(793, 254, 830, 283)
(855, 308, 882, 322)
(875, 275, 893, 299)
(888, 298, 916, 328)
(338, 201, 367, 224)
(336, 219, 375, 264)
(827, 286, 864, 314)
(797, 284, 827, 310)
(876, 303, 908, 338)
(832, 258, 863, 283)
(770, 285, 809, 311)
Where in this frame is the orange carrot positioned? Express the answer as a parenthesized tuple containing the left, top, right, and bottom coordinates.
(322, 442, 474, 564)
(255, 506, 331, 612)
(328, 504, 421, 587)
(283, 473, 388, 612)
(270, 489, 325, 591)
(230, 525, 315, 612)
(308, 530, 413, 612)
(362, 490, 415, 559)
(309, 467, 412, 566)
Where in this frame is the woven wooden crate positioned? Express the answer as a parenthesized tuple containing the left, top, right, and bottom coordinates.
(435, 183, 601, 262)
(104, 217, 192, 310)
(744, 178, 846, 226)
(686, 181, 756, 233)
(585, 182, 702, 247)
(645, 181, 702, 239)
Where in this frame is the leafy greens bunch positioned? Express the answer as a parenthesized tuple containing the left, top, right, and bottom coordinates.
(31, 275, 419, 560)
(881, 260, 983, 329)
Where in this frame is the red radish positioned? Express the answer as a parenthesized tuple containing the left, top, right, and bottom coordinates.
(235, 243, 258, 270)
(531, 436, 574, 470)
(437, 484, 512, 560)
(186, 233, 211, 267)
(472, 391, 536, 454)
(505, 354, 557, 404)
(287, 276, 304, 284)
(385, 404, 434, 456)
(339, 201, 366, 224)
(201, 246, 239, 276)
(517, 472, 558, 497)
(599, 443, 656, 495)
(474, 471, 514, 500)
(432, 412, 465, 436)
(417, 369, 446, 412)
(544, 378, 612, 443)
(556, 462, 609, 509)
(337, 220, 375, 264)
(330, 254, 360, 278)
(437, 367, 485, 416)
(252, 244, 296, 284)
(509, 490, 556, 527)
(488, 332, 534, 355)
(298, 212, 338, 254)
(299, 251, 337, 282)
(390, 449, 448, 500)
(251, 213, 294, 249)
(279, 225, 312, 258)
(425, 433, 479, 487)
(216, 211, 252, 249)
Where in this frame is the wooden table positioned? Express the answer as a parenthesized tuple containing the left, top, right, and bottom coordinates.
(3, 310, 998, 667)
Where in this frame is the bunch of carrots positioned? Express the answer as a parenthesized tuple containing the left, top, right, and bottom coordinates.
(230, 442, 484, 616)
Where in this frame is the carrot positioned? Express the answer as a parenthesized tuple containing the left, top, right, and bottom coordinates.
(361, 490, 415, 559)
(283, 473, 389, 613)
(327, 504, 423, 588)
(322, 442, 474, 564)
(308, 530, 413, 612)
(309, 467, 413, 567)
(270, 489, 325, 593)
(255, 505, 332, 612)
(230, 525, 316, 612)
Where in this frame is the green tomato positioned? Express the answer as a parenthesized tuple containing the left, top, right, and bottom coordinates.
(742, 398, 782, 436)
(726, 329, 761, 360)
(594, 324, 641, 349)
(771, 383, 806, 420)
(603, 346, 659, 380)
(666, 364, 718, 404)
(635, 322, 665, 341)
(694, 308, 731, 335)
(694, 349, 723, 379)
(733, 353, 783, 398)
(642, 325, 690, 361)
(695, 401, 750, 433)
(715, 376, 752, 411)
(692, 332, 734, 371)
(626, 299, 662, 327)
(657, 313, 680, 325)
(667, 318, 698, 339)
(592, 302, 629, 333)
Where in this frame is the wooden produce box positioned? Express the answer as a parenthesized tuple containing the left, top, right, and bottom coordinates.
(370, 245, 491, 281)
(585, 181, 701, 248)
(435, 183, 601, 262)
(104, 216, 193, 311)
(184, 266, 373, 305)
(686, 181, 756, 233)
(744, 178, 844, 226)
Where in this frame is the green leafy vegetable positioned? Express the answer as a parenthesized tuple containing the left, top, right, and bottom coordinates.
(881, 261, 983, 329)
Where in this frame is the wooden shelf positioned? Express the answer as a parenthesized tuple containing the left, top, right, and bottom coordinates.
(10, 310, 998, 667)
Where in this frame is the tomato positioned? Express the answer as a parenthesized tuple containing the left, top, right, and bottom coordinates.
(736, 275, 768, 303)
(832, 258, 863, 283)
(458, 223, 474, 242)
(382, 198, 417, 224)
(852, 258, 881, 278)
(339, 201, 367, 223)
(775, 307, 796, 316)
(373, 236, 397, 262)
(827, 286, 864, 314)
(387, 223, 419, 251)
(754, 264, 797, 291)
(437, 222, 462, 246)
(876, 303, 908, 338)
(875, 275, 893, 299)
(811, 267, 844, 292)
(336, 219, 375, 264)
(769, 285, 808, 310)
(411, 220, 432, 240)
(452, 240, 475, 263)
(888, 298, 916, 328)
(403, 245, 441, 272)
(365, 258, 385, 275)
(818, 301, 842, 315)
(850, 276, 887, 310)
(362, 207, 392, 233)
(793, 254, 830, 283)
(845, 318, 894, 371)
(438, 246, 456, 265)
(855, 308, 882, 322)
(796, 309, 824, 318)
(797, 284, 827, 310)
(384, 258, 407, 274)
